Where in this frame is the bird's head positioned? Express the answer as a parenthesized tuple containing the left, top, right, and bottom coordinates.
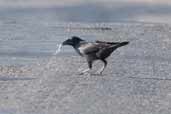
(62, 36, 84, 47)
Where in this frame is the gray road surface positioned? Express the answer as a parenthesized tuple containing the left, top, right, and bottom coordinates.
(0, 23, 171, 114)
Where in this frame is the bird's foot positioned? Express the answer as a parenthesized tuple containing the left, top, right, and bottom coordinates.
(96, 69, 104, 75)
(78, 68, 90, 75)
(95, 65, 106, 75)
(89, 73, 103, 76)
(95, 71, 103, 75)
(78, 72, 85, 75)
(78, 71, 103, 76)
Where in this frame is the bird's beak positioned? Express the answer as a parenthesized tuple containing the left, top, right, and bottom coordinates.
(62, 39, 72, 45)
(62, 40, 67, 45)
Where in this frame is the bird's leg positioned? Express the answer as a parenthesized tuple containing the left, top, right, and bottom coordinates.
(79, 61, 92, 75)
(97, 59, 107, 74)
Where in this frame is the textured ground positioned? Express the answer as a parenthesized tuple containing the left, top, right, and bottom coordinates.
(0, 23, 171, 114)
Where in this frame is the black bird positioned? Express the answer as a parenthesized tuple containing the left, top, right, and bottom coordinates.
(62, 36, 129, 74)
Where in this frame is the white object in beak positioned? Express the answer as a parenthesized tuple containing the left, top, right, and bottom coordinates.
(54, 44, 62, 55)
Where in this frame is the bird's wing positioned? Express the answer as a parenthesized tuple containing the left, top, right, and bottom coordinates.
(96, 41, 129, 59)
(78, 43, 101, 55)
(95, 40, 120, 45)
(78, 40, 121, 55)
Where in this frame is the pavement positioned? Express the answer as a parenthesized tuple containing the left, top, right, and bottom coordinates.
(0, 22, 171, 114)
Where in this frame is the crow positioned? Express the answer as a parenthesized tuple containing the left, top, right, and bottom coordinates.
(62, 36, 129, 74)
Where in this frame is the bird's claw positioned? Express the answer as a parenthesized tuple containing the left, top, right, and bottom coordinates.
(78, 72, 84, 75)
(96, 69, 103, 75)
(95, 71, 103, 75)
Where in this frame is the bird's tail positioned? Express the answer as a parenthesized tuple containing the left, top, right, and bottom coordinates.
(96, 40, 129, 46)
(97, 41, 129, 59)
(118, 41, 129, 46)
(113, 41, 129, 48)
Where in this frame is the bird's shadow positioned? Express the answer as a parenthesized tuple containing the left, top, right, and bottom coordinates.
(78, 72, 104, 77)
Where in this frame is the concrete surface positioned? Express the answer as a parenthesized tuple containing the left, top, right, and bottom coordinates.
(0, 23, 171, 114)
